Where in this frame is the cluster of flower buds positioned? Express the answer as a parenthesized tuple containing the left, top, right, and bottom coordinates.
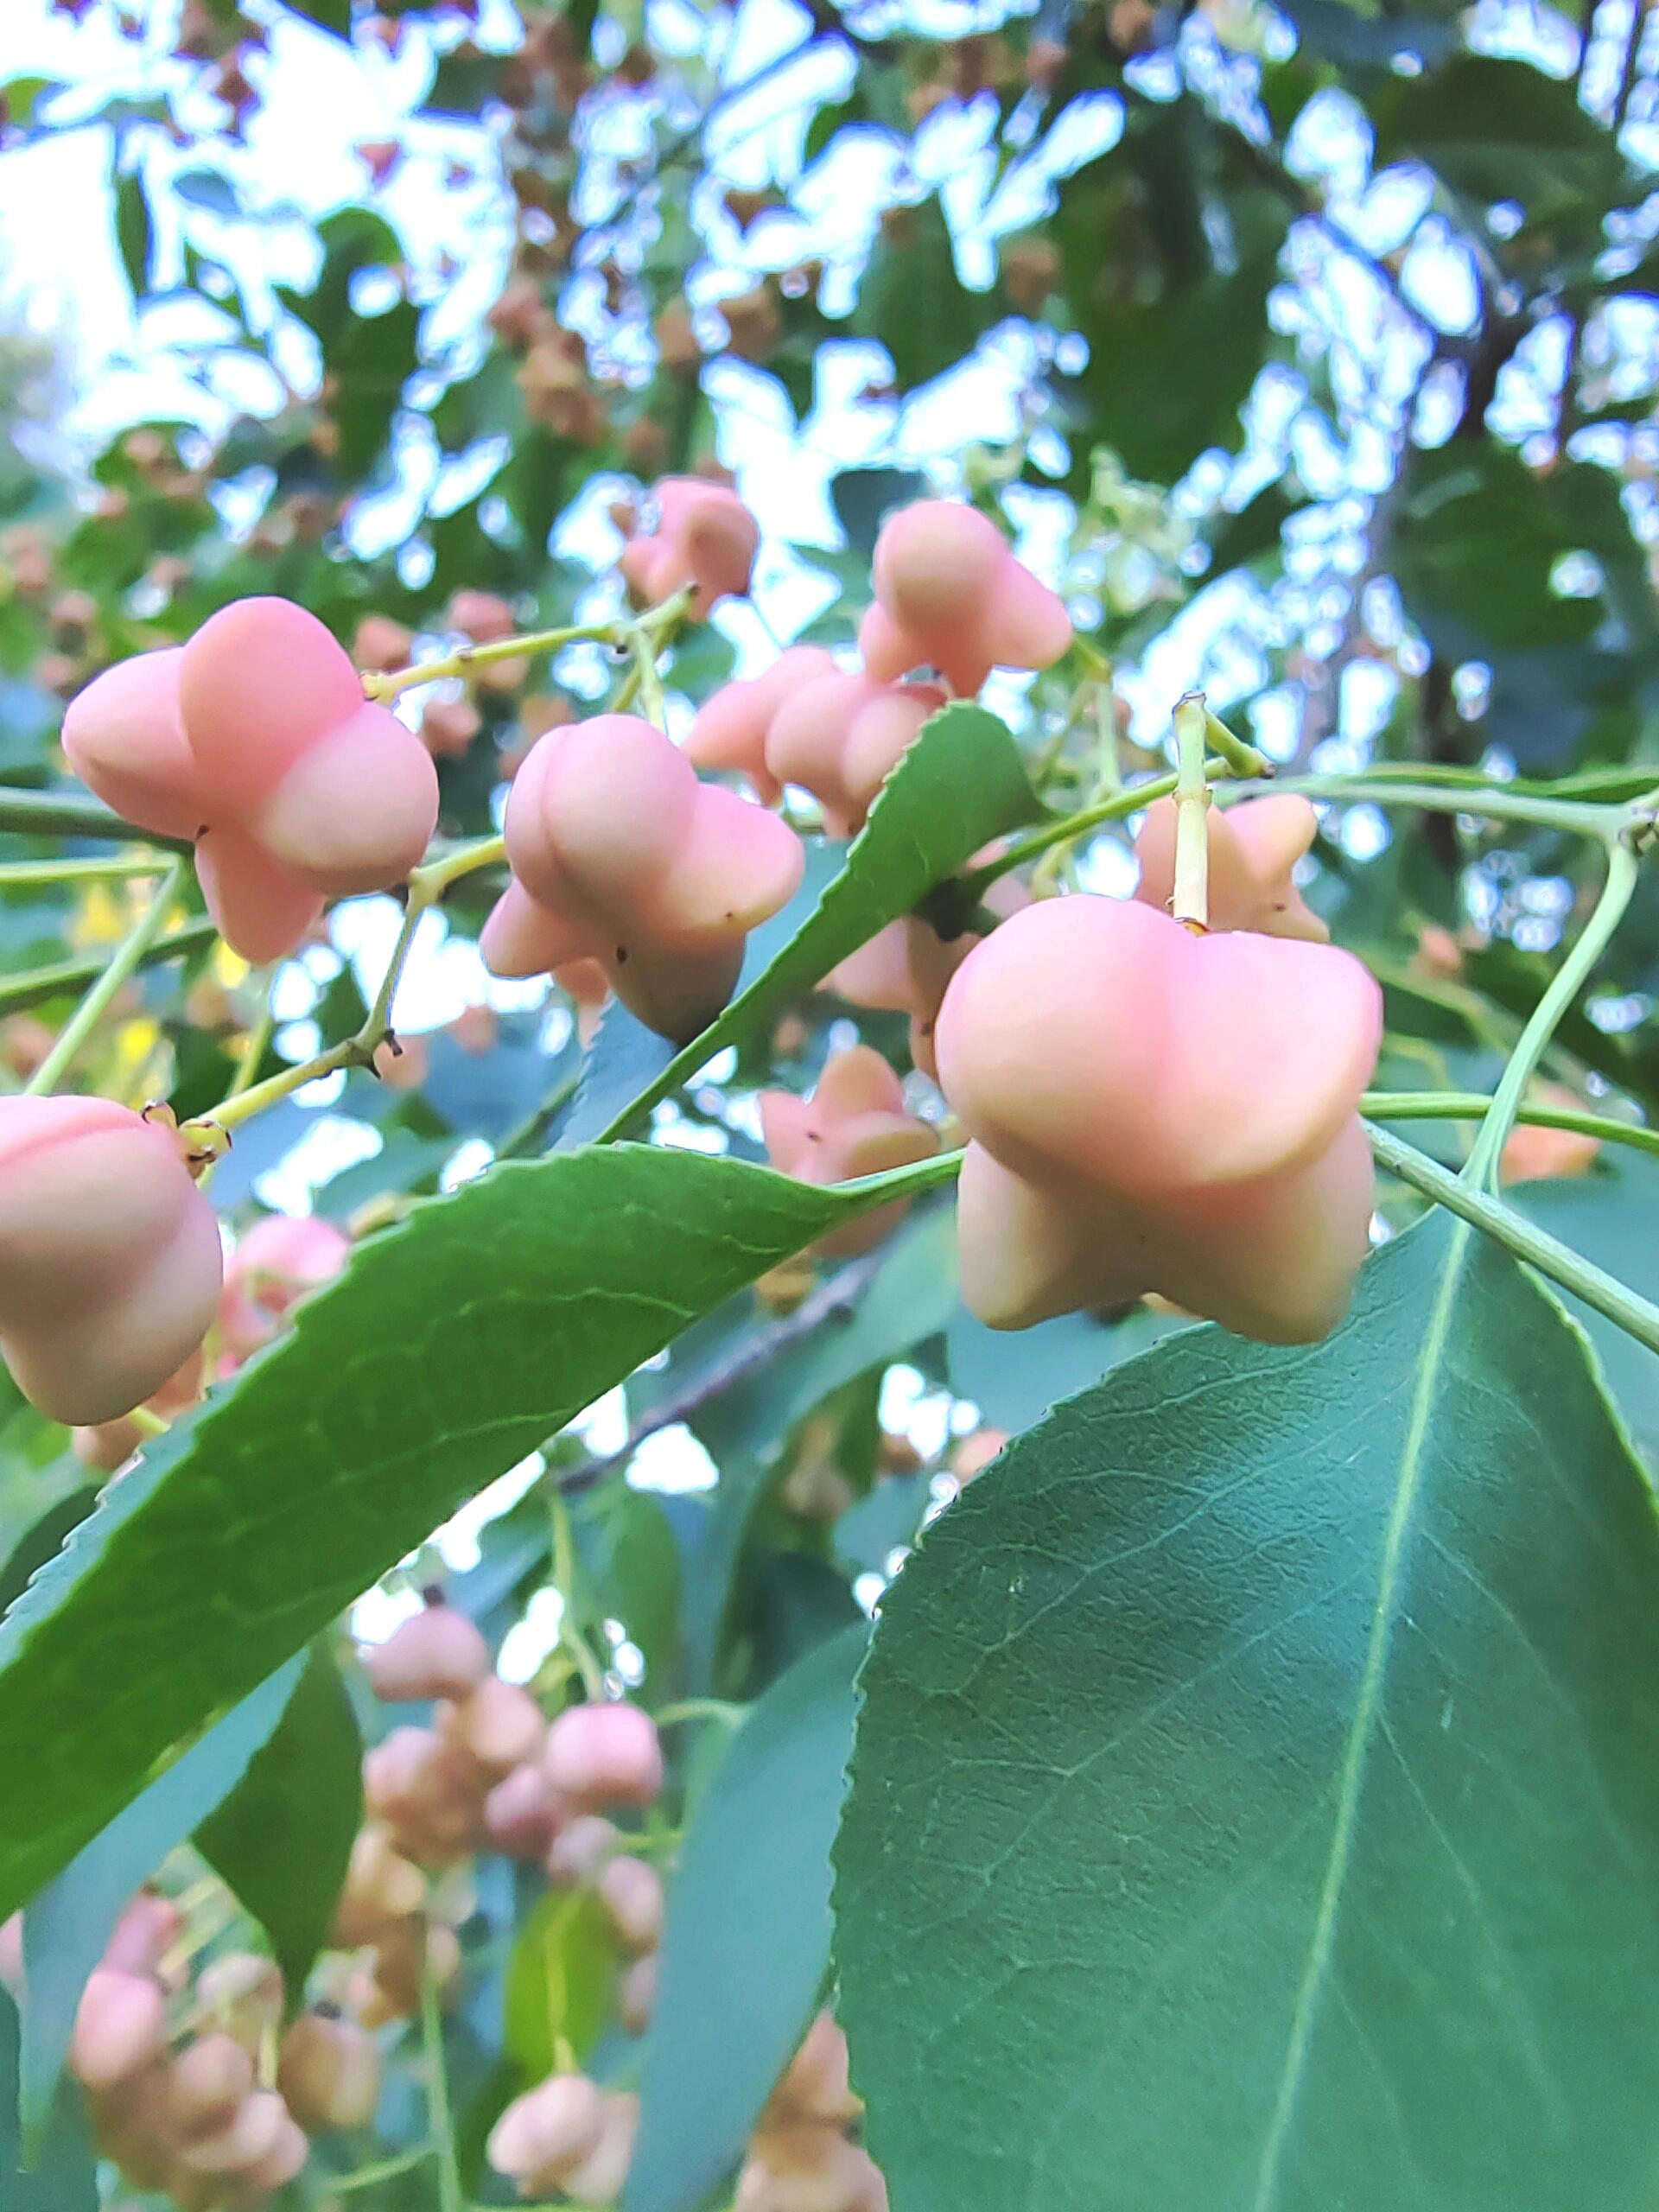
(2, 1894, 377, 2206)
(739, 2012, 886, 2212)
(62, 595, 439, 963)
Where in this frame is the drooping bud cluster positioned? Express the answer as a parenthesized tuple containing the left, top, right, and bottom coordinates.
(738, 2012, 886, 2212)
(933, 896, 1382, 1341)
(760, 1048, 938, 1257)
(62, 596, 439, 962)
(620, 478, 758, 615)
(0, 1096, 222, 1426)
(1133, 793, 1327, 940)
(1, 1897, 349, 2207)
(481, 715, 804, 1039)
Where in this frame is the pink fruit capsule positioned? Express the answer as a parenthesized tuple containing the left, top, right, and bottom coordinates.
(542, 1700, 664, 1810)
(1133, 792, 1327, 942)
(760, 1046, 938, 1258)
(219, 1211, 350, 1363)
(0, 1096, 223, 1427)
(860, 500, 1071, 695)
(620, 478, 759, 615)
(362, 1599, 491, 1703)
(69, 1969, 169, 2090)
(684, 645, 838, 803)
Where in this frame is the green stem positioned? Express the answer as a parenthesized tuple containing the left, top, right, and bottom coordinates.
(1170, 694, 1212, 929)
(24, 859, 188, 1095)
(655, 1697, 745, 1729)
(0, 855, 171, 887)
(1363, 1089, 1659, 1161)
(422, 1948, 464, 2212)
(632, 629, 670, 732)
(206, 1035, 367, 1133)
(1367, 1122, 1659, 1357)
(332, 2145, 437, 2195)
(367, 622, 615, 703)
(0, 919, 218, 1019)
(0, 786, 191, 849)
(549, 1489, 606, 1700)
(957, 772, 1174, 898)
(1264, 773, 1623, 843)
(1464, 839, 1641, 1190)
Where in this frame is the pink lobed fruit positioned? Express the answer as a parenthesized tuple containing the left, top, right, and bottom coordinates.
(620, 478, 759, 615)
(542, 1700, 664, 1810)
(1133, 792, 1327, 941)
(560, 2090, 639, 2206)
(767, 2012, 861, 2126)
(827, 858, 1027, 1080)
(439, 1675, 546, 1777)
(544, 1813, 621, 1888)
(167, 2032, 257, 2139)
(933, 896, 1382, 1342)
(484, 715, 804, 1040)
(684, 646, 839, 803)
(278, 2010, 382, 2133)
(62, 596, 439, 962)
(764, 671, 944, 837)
(487, 2072, 607, 2187)
(69, 1970, 169, 2091)
(859, 500, 1071, 695)
(219, 1211, 350, 1363)
(0, 1096, 223, 1427)
(482, 1762, 567, 1860)
(737, 2125, 887, 2212)
(760, 1046, 938, 1257)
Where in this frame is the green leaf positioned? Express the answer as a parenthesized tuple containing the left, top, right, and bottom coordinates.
(688, 1207, 958, 1691)
(851, 199, 994, 393)
(836, 1216, 1659, 2209)
(627, 1624, 866, 2212)
(113, 167, 152, 301)
(0, 1147, 949, 1919)
(596, 702, 1043, 1141)
(1372, 54, 1611, 217)
(1510, 1157, 1659, 1464)
(505, 1886, 619, 2079)
(830, 469, 929, 556)
(944, 1303, 1185, 1434)
(277, 0, 352, 35)
(572, 1488, 682, 1705)
(20, 1660, 302, 2154)
(196, 1647, 362, 2005)
(0, 1993, 94, 2212)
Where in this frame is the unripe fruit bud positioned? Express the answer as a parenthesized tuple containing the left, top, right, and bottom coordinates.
(1133, 794, 1327, 943)
(0, 1096, 223, 1426)
(596, 1854, 664, 1955)
(174, 2088, 288, 2175)
(167, 2032, 257, 2139)
(1500, 1084, 1603, 1184)
(194, 1954, 283, 2055)
(948, 1428, 1007, 1484)
(278, 2011, 382, 2133)
(760, 1047, 938, 1258)
(362, 1726, 486, 1860)
(767, 2012, 861, 2125)
(420, 696, 482, 759)
(620, 478, 758, 616)
(352, 614, 413, 674)
(561, 2090, 639, 2206)
(69, 1970, 169, 2090)
(483, 1762, 566, 1860)
(219, 1211, 349, 1363)
(545, 1813, 620, 1888)
(488, 2072, 607, 2187)
(619, 1951, 658, 2035)
(448, 589, 517, 644)
(362, 1595, 490, 1702)
(738, 2126, 887, 2212)
(239, 2109, 309, 2195)
(441, 1675, 544, 1777)
(542, 1700, 663, 1811)
(333, 1825, 425, 1947)
(859, 500, 1071, 696)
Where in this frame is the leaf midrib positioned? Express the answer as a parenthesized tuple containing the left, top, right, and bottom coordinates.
(1249, 1218, 1472, 2209)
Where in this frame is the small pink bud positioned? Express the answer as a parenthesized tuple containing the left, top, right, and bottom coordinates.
(167, 2032, 256, 2139)
(620, 478, 758, 616)
(174, 2088, 287, 2176)
(684, 646, 837, 804)
(544, 1814, 620, 1889)
(760, 1047, 938, 1257)
(332, 1825, 425, 1947)
(596, 1854, 664, 1955)
(542, 1700, 663, 1811)
(442, 1676, 544, 1777)
(618, 1951, 658, 2035)
(105, 1891, 184, 1979)
(767, 2012, 861, 2125)
(278, 2010, 382, 2133)
(561, 2090, 639, 2206)
(482, 1762, 565, 1860)
(219, 1211, 350, 1363)
(487, 2072, 607, 2186)
(69, 1969, 169, 2090)
(362, 1599, 490, 1702)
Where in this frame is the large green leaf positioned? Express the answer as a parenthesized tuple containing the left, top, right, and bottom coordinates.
(596, 702, 1042, 1141)
(0, 1146, 952, 1919)
(0, 1993, 94, 2212)
(835, 1216, 1659, 2209)
(196, 1646, 363, 2006)
(20, 1659, 303, 2154)
(1372, 54, 1611, 218)
(627, 1624, 866, 2212)
(505, 1887, 619, 2081)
